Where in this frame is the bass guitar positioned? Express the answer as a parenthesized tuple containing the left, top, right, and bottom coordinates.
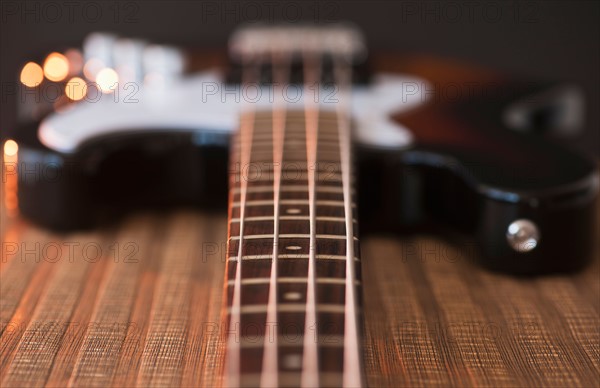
(9, 24, 598, 387)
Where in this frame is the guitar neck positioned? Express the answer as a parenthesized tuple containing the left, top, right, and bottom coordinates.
(224, 107, 364, 387)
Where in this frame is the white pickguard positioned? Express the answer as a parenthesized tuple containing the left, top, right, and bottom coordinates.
(39, 70, 428, 153)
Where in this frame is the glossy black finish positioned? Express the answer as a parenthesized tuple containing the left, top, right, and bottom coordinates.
(357, 146, 597, 275)
(357, 81, 598, 275)
(15, 126, 229, 230)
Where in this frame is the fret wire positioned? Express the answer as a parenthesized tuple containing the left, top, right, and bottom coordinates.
(227, 254, 360, 262)
(334, 54, 364, 387)
(247, 139, 340, 146)
(230, 215, 355, 222)
(232, 173, 343, 183)
(226, 277, 361, 286)
(228, 303, 351, 314)
(241, 133, 340, 141)
(230, 164, 344, 174)
(247, 144, 340, 149)
(231, 159, 342, 165)
(232, 186, 346, 194)
(226, 54, 261, 388)
(231, 199, 356, 207)
(228, 234, 359, 241)
(301, 49, 321, 388)
(248, 147, 342, 154)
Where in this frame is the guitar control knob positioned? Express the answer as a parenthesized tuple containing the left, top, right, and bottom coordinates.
(506, 219, 540, 253)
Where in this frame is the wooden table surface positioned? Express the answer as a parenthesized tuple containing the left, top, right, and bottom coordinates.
(1, 166, 598, 387)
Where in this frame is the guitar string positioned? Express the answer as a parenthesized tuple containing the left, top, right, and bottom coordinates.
(301, 47, 323, 388)
(334, 54, 364, 387)
(260, 48, 291, 388)
(226, 52, 261, 388)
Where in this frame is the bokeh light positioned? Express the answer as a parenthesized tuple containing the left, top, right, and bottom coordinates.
(95, 68, 119, 93)
(43, 52, 69, 82)
(3, 139, 19, 217)
(20, 62, 44, 87)
(65, 77, 88, 101)
(4, 140, 19, 157)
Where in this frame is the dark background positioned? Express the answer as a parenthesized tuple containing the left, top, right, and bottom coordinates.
(1, 0, 598, 156)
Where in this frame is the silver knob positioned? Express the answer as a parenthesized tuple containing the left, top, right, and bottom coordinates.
(506, 219, 540, 253)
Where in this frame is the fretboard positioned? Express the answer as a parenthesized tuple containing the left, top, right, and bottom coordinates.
(224, 108, 363, 387)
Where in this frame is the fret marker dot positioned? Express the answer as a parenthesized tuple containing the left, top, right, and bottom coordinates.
(283, 292, 302, 301)
(286, 245, 302, 251)
(282, 354, 303, 370)
(286, 208, 301, 214)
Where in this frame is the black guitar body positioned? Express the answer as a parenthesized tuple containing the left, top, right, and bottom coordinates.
(15, 125, 231, 229)
(12, 56, 597, 276)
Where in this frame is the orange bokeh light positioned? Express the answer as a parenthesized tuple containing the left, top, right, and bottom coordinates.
(3, 140, 19, 218)
(20, 62, 44, 87)
(65, 77, 88, 101)
(43, 52, 69, 82)
(4, 140, 18, 157)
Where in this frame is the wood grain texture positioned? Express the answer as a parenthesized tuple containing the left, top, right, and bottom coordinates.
(1, 201, 598, 387)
